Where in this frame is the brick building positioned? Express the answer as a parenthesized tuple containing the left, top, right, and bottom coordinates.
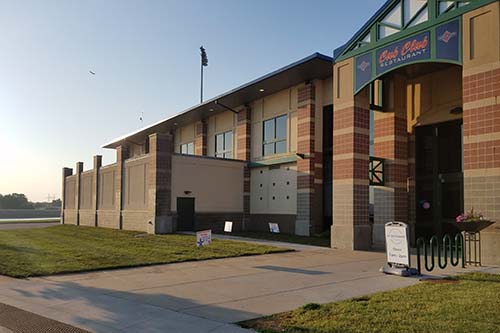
(62, 0, 500, 265)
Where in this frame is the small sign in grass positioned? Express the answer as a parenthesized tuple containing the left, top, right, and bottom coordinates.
(0, 225, 290, 278)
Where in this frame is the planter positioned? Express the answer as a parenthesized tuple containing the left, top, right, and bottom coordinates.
(454, 220, 495, 233)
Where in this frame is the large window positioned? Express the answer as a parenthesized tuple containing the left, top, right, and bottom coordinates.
(180, 142, 194, 155)
(215, 130, 232, 159)
(263, 115, 287, 156)
(378, 0, 429, 40)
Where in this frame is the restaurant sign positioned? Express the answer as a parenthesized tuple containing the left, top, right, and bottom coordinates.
(376, 31, 430, 75)
(354, 19, 461, 93)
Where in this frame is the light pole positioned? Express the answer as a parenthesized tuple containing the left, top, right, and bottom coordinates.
(200, 46, 208, 103)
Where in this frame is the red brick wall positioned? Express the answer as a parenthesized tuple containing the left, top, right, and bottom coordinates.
(237, 106, 251, 225)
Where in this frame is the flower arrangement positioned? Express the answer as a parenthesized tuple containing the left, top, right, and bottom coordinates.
(456, 208, 484, 223)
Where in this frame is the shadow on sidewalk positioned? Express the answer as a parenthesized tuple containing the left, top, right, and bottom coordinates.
(11, 281, 256, 332)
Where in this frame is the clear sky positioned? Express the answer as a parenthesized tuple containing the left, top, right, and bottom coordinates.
(0, 0, 386, 202)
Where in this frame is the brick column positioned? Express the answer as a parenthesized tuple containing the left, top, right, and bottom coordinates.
(296, 83, 318, 236)
(372, 75, 409, 248)
(237, 105, 251, 230)
(148, 133, 174, 234)
(92, 155, 102, 227)
(462, 2, 500, 265)
(407, 134, 416, 243)
(115, 145, 129, 229)
(331, 58, 371, 250)
(74, 161, 83, 226)
(195, 120, 207, 156)
(61, 167, 73, 224)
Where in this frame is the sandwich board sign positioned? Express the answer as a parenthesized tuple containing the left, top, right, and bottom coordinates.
(381, 222, 418, 277)
(224, 221, 233, 233)
(385, 222, 410, 267)
(196, 230, 212, 247)
(268, 223, 280, 233)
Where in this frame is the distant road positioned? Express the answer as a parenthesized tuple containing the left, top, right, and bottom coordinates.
(0, 209, 60, 219)
(0, 222, 59, 230)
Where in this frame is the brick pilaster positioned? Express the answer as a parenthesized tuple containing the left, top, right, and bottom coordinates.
(92, 155, 102, 227)
(237, 105, 251, 229)
(331, 89, 371, 250)
(148, 133, 174, 233)
(194, 120, 207, 156)
(296, 83, 318, 236)
(61, 167, 73, 224)
(75, 161, 83, 226)
(461, 2, 500, 265)
(372, 75, 409, 248)
(115, 145, 129, 229)
(462, 67, 500, 223)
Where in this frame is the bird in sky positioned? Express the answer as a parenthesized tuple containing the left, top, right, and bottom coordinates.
(89, 70, 96, 75)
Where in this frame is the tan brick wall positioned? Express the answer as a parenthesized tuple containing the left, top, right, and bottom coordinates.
(372, 74, 409, 248)
(296, 83, 322, 236)
(194, 121, 207, 156)
(331, 61, 371, 250)
(122, 211, 150, 232)
(462, 2, 500, 265)
(79, 210, 96, 227)
(96, 211, 120, 229)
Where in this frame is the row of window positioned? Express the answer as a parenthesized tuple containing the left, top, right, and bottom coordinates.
(355, 0, 470, 50)
(179, 115, 288, 159)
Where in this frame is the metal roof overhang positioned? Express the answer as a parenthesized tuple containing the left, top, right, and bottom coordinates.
(102, 53, 333, 149)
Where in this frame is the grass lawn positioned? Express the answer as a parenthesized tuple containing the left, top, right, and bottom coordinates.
(240, 273, 500, 333)
(225, 232, 330, 247)
(0, 225, 290, 278)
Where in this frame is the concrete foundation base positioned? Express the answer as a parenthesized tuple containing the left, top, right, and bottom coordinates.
(481, 230, 500, 266)
(295, 219, 310, 236)
(331, 224, 372, 250)
(151, 215, 175, 234)
(372, 223, 386, 250)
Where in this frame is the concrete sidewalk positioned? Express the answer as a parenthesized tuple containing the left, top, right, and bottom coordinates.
(0, 240, 494, 333)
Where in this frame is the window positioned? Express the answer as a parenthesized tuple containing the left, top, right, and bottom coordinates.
(438, 0, 470, 16)
(215, 130, 232, 159)
(370, 79, 385, 111)
(377, 0, 429, 40)
(180, 142, 194, 155)
(263, 115, 287, 156)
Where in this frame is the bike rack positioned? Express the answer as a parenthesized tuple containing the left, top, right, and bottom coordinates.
(416, 233, 465, 275)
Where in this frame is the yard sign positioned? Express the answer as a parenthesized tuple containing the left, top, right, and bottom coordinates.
(196, 230, 212, 247)
(224, 221, 233, 233)
(268, 223, 280, 233)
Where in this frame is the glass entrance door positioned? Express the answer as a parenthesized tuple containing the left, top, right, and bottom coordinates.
(415, 120, 463, 238)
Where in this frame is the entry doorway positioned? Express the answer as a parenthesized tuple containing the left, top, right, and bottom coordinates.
(415, 120, 463, 239)
(177, 198, 195, 231)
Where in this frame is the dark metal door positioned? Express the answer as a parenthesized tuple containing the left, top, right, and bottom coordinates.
(416, 120, 463, 239)
(177, 198, 195, 231)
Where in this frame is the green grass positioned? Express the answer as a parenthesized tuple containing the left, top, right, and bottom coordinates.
(0, 218, 60, 224)
(225, 232, 331, 247)
(240, 273, 500, 333)
(0, 225, 290, 278)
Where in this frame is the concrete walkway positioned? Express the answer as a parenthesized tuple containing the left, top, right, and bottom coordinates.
(0, 239, 494, 333)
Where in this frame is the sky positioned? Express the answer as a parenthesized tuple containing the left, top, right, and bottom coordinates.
(0, 0, 386, 202)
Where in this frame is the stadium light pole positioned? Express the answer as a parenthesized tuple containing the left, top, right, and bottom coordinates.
(200, 46, 208, 103)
